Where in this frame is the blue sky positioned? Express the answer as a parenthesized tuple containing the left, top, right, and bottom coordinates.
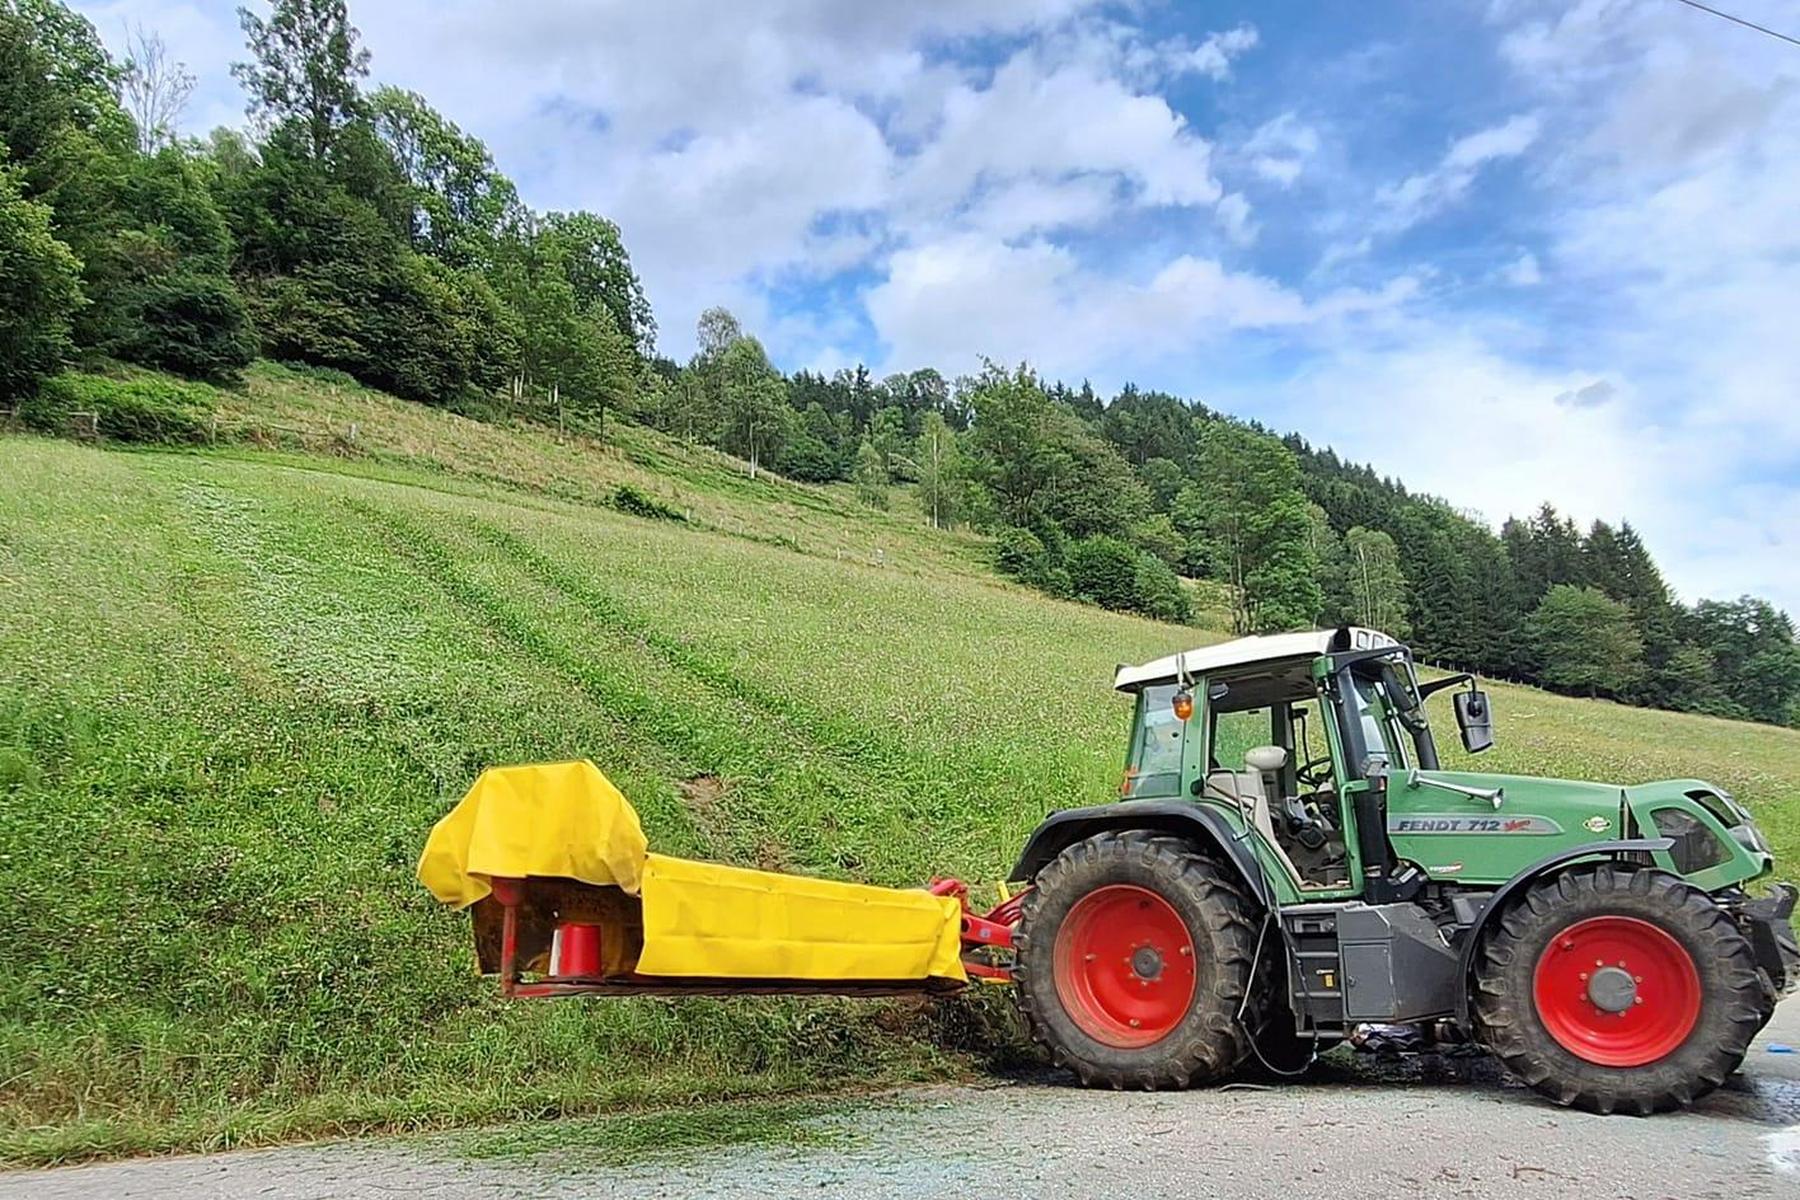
(70, 0, 1800, 615)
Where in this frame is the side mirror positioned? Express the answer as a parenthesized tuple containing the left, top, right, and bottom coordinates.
(1454, 689, 1494, 754)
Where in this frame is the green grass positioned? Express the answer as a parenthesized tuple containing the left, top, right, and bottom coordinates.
(1, 365, 1797, 1166)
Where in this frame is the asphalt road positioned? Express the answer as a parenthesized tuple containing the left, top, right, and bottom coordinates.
(9, 1004, 1800, 1200)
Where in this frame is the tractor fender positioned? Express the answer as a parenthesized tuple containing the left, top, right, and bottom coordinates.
(1007, 799, 1272, 907)
(1451, 836, 1674, 1026)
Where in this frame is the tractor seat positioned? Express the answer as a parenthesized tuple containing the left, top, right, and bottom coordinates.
(1203, 747, 1323, 888)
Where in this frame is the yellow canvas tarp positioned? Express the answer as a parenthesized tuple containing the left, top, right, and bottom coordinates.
(417, 760, 648, 908)
(417, 760, 966, 984)
(637, 853, 966, 982)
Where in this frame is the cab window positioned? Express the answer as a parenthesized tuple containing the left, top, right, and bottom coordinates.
(1124, 684, 1185, 797)
(1210, 707, 1270, 772)
(1349, 674, 1408, 769)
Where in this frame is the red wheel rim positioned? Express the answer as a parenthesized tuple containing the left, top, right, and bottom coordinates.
(1532, 915, 1701, 1067)
(1053, 884, 1196, 1048)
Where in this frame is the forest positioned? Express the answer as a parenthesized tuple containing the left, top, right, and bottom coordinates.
(4, 0, 1796, 727)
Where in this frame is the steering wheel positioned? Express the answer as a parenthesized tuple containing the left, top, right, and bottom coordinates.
(1296, 754, 1334, 789)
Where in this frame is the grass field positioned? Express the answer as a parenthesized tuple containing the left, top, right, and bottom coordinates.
(2, 369, 1797, 1165)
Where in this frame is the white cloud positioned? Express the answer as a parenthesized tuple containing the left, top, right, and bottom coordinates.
(1243, 113, 1320, 187)
(1183, 24, 1260, 81)
(865, 232, 1416, 382)
(1501, 251, 1541, 285)
(900, 48, 1223, 212)
(957, 176, 1122, 240)
(1215, 192, 1256, 245)
(1374, 113, 1540, 232)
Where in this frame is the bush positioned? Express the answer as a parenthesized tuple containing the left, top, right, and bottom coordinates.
(611, 484, 686, 522)
(994, 526, 1047, 577)
(775, 434, 842, 483)
(108, 273, 258, 383)
(1066, 535, 1139, 611)
(1132, 552, 1193, 623)
(19, 372, 215, 444)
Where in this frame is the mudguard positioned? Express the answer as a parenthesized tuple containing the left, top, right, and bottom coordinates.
(1451, 837, 1673, 1026)
(1007, 799, 1272, 906)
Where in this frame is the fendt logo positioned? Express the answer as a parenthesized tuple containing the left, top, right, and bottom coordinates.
(1389, 815, 1564, 835)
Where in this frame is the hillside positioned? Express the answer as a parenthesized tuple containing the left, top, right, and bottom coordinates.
(3, 368, 1798, 1164)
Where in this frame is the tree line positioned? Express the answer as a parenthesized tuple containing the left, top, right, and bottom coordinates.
(642, 321, 1800, 727)
(4, 0, 1796, 728)
(2, 0, 648, 425)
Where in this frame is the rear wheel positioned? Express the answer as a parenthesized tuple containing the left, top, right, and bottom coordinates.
(1015, 830, 1257, 1088)
(1473, 865, 1763, 1114)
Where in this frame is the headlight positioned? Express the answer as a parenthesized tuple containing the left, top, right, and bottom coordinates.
(1731, 823, 1770, 855)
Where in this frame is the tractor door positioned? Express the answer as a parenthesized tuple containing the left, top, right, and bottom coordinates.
(1324, 662, 1422, 903)
(1207, 698, 1357, 896)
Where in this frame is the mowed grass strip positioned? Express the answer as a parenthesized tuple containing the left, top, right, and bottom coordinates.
(2, 412, 1798, 1164)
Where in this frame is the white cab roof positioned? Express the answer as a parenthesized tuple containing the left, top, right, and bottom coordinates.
(1113, 627, 1399, 692)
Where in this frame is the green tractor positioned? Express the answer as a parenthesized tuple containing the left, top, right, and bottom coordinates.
(1007, 628, 1797, 1113)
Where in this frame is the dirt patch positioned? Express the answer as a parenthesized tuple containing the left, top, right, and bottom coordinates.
(676, 774, 734, 855)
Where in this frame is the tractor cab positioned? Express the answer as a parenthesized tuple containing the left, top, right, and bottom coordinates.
(1113, 627, 1489, 901)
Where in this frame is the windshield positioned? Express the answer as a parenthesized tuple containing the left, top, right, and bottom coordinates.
(1124, 683, 1185, 797)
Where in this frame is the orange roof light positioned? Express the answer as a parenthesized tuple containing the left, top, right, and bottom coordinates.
(1172, 690, 1194, 721)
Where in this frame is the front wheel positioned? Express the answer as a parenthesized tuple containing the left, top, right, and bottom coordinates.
(1473, 865, 1764, 1114)
(1014, 830, 1258, 1089)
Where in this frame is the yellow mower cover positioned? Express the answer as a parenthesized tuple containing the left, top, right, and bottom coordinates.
(418, 760, 966, 984)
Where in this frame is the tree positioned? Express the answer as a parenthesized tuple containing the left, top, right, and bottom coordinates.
(1101, 385, 1198, 465)
(121, 24, 195, 152)
(1175, 420, 1321, 634)
(715, 336, 787, 477)
(963, 363, 1148, 539)
(1683, 598, 1800, 725)
(695, 306, 741, 361)
(368, 86, 521, 269)
(76, 147, 256, 380)
(494, 223, 628, 429)
(1504, 502, 1585, 603)
(224, 143, 517, 404)
(1344, 526, 1410, 636)
(233, 0, 370, 160)
(852, 438, 887, 508)
(1133, 552, 1193, 624)
(868, 406, 914, 480)
(1305, 501, 1350, 625)
(0, 160, 82, 398)
(1522, 585, 1643, 697)
(914, 410, 963, 529)
(0, 0, 132, 159)
(540, 211, 654, 356)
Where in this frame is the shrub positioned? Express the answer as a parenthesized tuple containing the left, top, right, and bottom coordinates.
(611, 484, 686, 522)
(1132, 552, 1193, 624)
(1066, 535, 1139, 612)
(993, 526, 1047, 577)
(107, 272, 258, 383)
(775, 434, 842, 483)
(19, 372, 215, 444)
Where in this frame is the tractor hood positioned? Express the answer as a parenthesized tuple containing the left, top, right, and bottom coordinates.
(1415, 769, 1625, 815)
(1389, 770, 1628, 886)
(1393, 771, 1770, 889)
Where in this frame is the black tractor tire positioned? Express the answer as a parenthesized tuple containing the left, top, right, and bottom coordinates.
(1014, 830, 1258, 1089)
(1473, 864, 1764, 1114)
